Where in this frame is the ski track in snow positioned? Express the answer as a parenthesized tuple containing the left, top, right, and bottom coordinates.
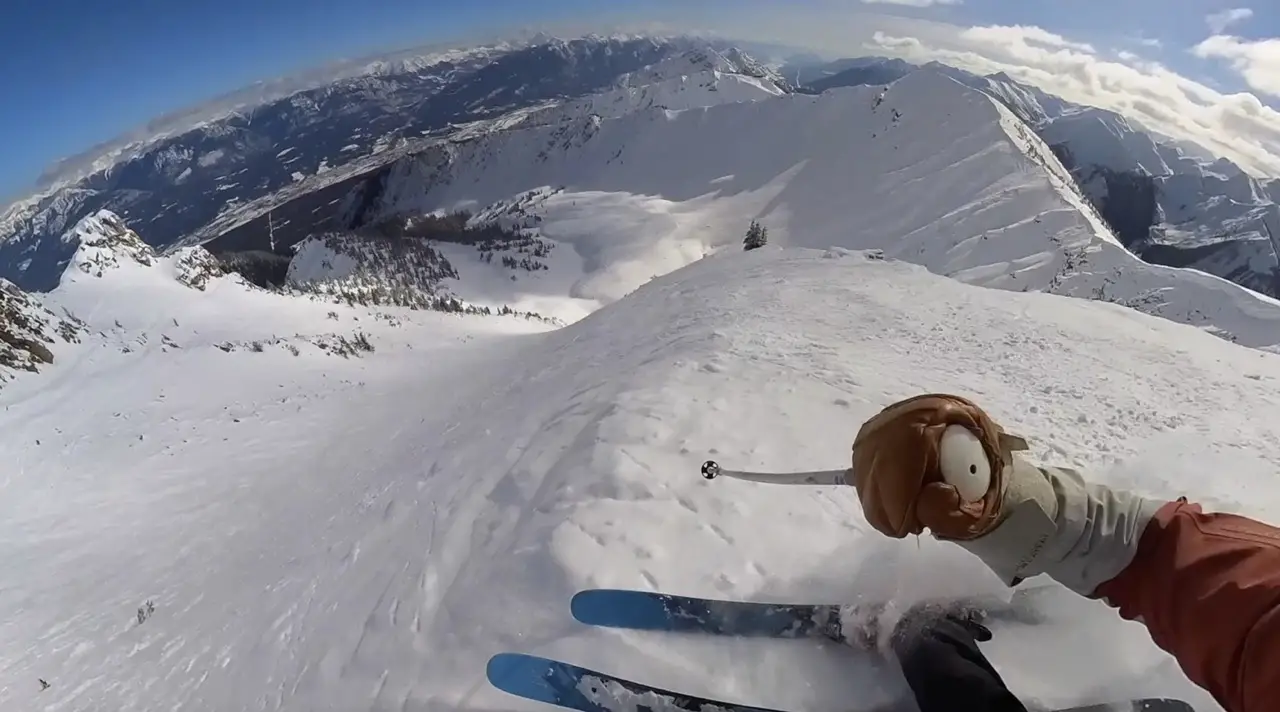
(4, 244, 1267, 711)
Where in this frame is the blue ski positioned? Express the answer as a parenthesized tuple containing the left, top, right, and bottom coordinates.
(570, 588, 847, 641)
(570, 588, 1054, 643)
(486, 652, 1194, 712)
(486, 652, 780, 712)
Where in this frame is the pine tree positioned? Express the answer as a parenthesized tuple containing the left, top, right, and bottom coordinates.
(743, 220, 768, 251)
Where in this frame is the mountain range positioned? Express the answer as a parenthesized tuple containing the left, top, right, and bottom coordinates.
(9, 46, 1280, 388)
(4, 35, 1279, 303)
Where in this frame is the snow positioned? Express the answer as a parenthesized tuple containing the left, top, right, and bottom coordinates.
(381, 70, 1120, 301)
(1039, 109, 1173, 177)
(11, 56, 1280, 712)
(61, 210, 156, 280)
(372, 67, 1280, 349)
(434, 239, 596, 324)
(1, 244, 1261, 712)
(287, 238, 360, 283)
(552, 70, 782, 123)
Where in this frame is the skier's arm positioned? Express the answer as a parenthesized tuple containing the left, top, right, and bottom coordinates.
(950, 462, 1280, 712)
(1090, 498, 1280, 712)
(844, 393, 1280, 712)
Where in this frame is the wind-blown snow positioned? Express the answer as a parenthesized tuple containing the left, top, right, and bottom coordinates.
(4, 243, 1268, 711)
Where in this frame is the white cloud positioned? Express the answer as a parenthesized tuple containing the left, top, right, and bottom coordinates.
(1138, 37, 1163, 49)
(859, 24, 1280, 176)
(963, 25, 1095, 53)
(1205, 8, 1254, 34)
(1193, 35, 1280, 96)
(860, 0, 962, 6)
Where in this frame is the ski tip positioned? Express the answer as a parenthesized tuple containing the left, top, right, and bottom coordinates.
(569, 588, 638, 606)
(485, 652, 566, 706)
(485, 652, 545, 689)
(485, 652, 528, 678)
(570, 588, 674, 630)
(569, 588, 626, 622)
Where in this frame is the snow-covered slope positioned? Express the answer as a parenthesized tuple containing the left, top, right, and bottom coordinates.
(798, 57, 1280, 298)
(6, 246, 1271, 711)
(369, 69, 1110, 297)
(344, 68, 1280, 349)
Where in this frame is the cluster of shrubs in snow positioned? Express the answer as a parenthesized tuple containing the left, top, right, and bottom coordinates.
(215, 331, 376, 359)
(371, 207, 555, 272)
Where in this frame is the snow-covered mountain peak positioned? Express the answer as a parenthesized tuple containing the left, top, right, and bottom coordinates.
(1039, 108, 1174, 176)
(58, 211, 241, 298)
(974, 74, 1060, 125)
(525, 47, 788, 126)
(613, 47, 789, 92)
(64, 210, 157, 278)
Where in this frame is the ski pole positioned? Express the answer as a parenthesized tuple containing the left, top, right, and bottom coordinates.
(700, 460, 850, 486)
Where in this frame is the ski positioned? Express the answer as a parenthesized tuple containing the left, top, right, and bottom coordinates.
(486, 652, 1194, 712)
(570, 587, 1056, 643)
(487, 652, 780, 712)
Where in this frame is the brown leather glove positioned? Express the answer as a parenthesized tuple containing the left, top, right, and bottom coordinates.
(850, 394, 1029, 540)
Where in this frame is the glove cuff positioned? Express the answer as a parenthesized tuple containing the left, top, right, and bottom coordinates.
(949, 459, 1162, 596)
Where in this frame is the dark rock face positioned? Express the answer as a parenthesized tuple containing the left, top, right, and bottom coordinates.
(1048, 143, 1159, 249)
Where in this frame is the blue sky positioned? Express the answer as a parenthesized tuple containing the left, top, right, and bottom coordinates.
(2, 0, 1279, 199)
(0, 0, 616, 198)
